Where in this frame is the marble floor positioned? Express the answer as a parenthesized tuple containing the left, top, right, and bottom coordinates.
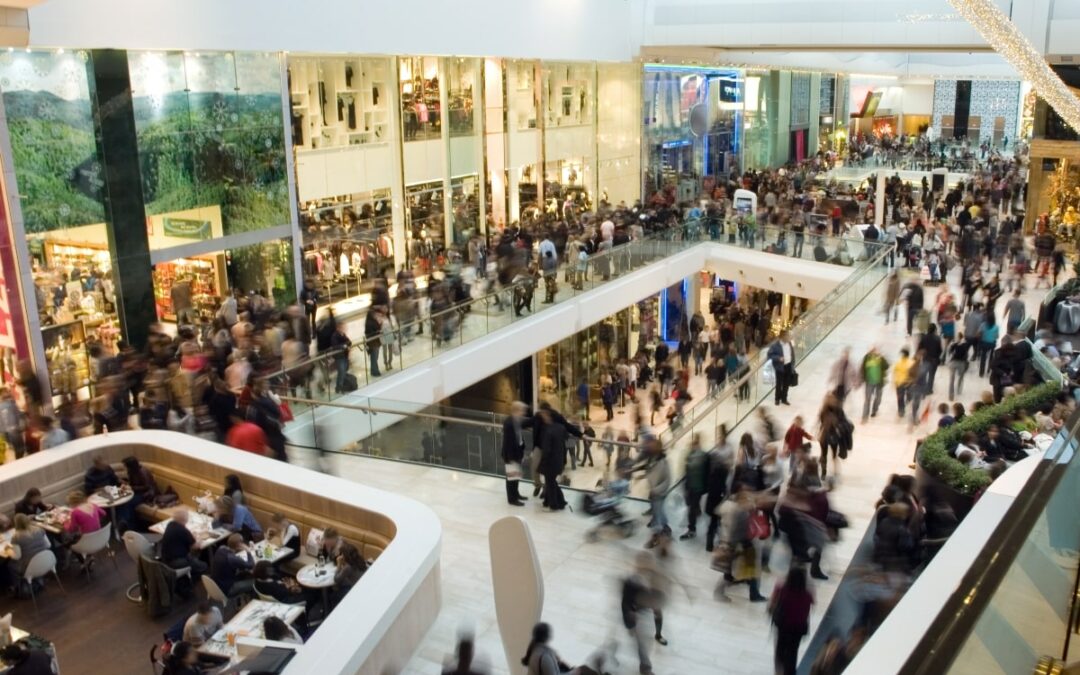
(286, 262, 1052, 674)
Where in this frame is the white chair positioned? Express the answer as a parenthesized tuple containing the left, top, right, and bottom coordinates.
(70, 524, 116, 578)
(23, 549, 64, 611)
(252, 585, 276, 602)
(123, 530, 153, 602)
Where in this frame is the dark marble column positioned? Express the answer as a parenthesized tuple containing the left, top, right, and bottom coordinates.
(86, 49, 154, 350)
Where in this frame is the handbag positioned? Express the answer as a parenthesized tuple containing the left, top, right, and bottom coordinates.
(505, 462, 523, 480)
(279, 401, 294, 423)
(790, 369, 799, 387)
(748, 510, 771, 540)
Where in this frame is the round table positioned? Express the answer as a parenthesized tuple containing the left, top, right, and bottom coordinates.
(296, 562, 337, 615)
(88, 490, 133, 542)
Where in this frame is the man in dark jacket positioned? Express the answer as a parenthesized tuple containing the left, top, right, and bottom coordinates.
(537, 406, 581, 511)
(301, 282, 320, 333)
(902, 281, 924, 337)
(500, 401, 532, 506)
(918, 324, 943, 394)
(363, 308, 382, 378)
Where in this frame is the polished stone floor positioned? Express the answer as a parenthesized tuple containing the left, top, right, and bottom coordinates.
(286, 261, 1051, 674)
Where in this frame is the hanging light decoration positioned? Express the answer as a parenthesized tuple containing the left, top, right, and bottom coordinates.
(947, 0, 1080, 131)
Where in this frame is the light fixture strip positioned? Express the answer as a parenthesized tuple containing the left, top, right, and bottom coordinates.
(948, 0, 1080, 131)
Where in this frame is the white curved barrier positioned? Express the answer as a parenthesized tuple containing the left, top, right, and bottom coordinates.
(0, 430, 442, 675)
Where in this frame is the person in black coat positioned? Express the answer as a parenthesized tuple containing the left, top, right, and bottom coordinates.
(902, 281, 924, 337)
(500, 401, 533, 506)
(918, 324, 943, 394)
(537, 407, 581, 511)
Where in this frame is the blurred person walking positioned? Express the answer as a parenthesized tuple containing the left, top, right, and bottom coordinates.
(769, 567, 814, 675)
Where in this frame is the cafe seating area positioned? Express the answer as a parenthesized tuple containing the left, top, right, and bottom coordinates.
(0, 430, 442, 675)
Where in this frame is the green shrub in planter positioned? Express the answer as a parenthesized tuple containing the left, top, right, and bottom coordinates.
(917, 382, 1062, 497)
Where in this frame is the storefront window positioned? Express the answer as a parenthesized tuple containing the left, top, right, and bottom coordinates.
(542, 62, 593, 128)
(0, 50, 117, 347)
(405, 181, 444, 272)
(450, 175, 480, 245)
(446, 58, 479, 138)
(299, 190, 394, 304)
(506, 60, 540, 223)
(128, 50, 290, 245)
(400, 56, 441, 142)
(643, 65, 743, 202)
(224, 237, 296, 307)
(597, 63, 642, 208)
(287, 56, 391, 150)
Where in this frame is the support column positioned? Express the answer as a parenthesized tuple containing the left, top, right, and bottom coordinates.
(875, 172, 887, 227)
(87, 49, 155, 350)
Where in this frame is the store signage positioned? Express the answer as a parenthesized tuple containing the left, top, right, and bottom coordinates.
(163, 217, 211, 240)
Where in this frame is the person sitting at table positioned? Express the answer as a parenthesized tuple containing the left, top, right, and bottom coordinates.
(0, 642, 55, 675)
(84, 455, 120, 495)
(265, 513, 300, 564)
(9, 514, 51, 580)
(212, 496, 263, 542)
(13, 488, 50, 516)
(212, 533, 255, 597)
(262, 615, 303, 645)
(253, 560, 306, 603)
(64, 490, 105, 536)
(223, 474, 246, 506)
(161, 641, 204, 675)
(122, 456, 158, 508)
(330, 542, 367, 608)
(160, 508, 208, 579)
(181, 601, 223, 647)
(317, 526, 342, 563)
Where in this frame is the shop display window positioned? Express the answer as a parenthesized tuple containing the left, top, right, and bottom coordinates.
(300, 189, 395, 302)
(41, 320, 90, 401)
(450, 175, 480, 245)
(405, 181, 445, 272)
(509, 60, 538, 131)
(287, 56, 390, 149)
(128, 50, 290, 244)
(446, 58, 480, 138)
(643, 65, 743, 203)
(400, 56, 441, 142)
(542, 62, 594, 128)
(224, 238, 296, 309)
(152, 257, 222, 323)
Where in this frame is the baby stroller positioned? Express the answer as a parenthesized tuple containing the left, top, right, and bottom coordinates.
(581, 480, 637, 542)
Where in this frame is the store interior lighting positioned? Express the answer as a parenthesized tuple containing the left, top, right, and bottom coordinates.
(948, 0, 1080, 131)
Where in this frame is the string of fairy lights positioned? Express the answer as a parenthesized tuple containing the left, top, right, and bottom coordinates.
(947, 0, 1080, 132)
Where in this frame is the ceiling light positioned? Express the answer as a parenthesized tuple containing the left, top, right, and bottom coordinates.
(948, 0, 1080, 131)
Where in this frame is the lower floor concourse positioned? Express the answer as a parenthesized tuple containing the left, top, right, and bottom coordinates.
(287, 259, 1052, 674)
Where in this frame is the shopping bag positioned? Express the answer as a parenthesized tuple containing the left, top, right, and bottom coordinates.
(748, 510, 771, 540)
(505, 462, 523, 480)
(279, 401, 294, 423)
(762, 361, 776, 387)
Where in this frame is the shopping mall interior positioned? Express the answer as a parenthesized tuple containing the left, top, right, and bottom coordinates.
(1, 0, 1080, 674)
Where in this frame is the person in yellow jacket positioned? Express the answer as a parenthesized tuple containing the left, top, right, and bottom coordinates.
(893, 347, 915, 418)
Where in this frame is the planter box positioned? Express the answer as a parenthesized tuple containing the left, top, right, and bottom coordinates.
(916, 460, 975, 521)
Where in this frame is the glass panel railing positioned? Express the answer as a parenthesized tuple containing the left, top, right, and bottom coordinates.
(655, 242, 893, 490)
(268, 222, 888, 405)
(850, 409, 1080, 675)
(280, 240, 892, 498)
(282, 394, 642, 481)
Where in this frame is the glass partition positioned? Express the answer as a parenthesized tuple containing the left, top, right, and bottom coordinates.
(399, 56, 441, 142)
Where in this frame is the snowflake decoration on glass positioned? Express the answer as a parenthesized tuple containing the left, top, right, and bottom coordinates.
(37, 101, 55, 120)
(58, 204, 71, 218)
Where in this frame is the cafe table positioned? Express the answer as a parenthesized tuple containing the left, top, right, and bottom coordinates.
(251, 541, 294, 565)
(296, 561, 337, 615)
(88, 486, 134, 542)
(31, 507, 71, 535)
(196, 599, 305, 660)
(149, 510, 230, 550)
